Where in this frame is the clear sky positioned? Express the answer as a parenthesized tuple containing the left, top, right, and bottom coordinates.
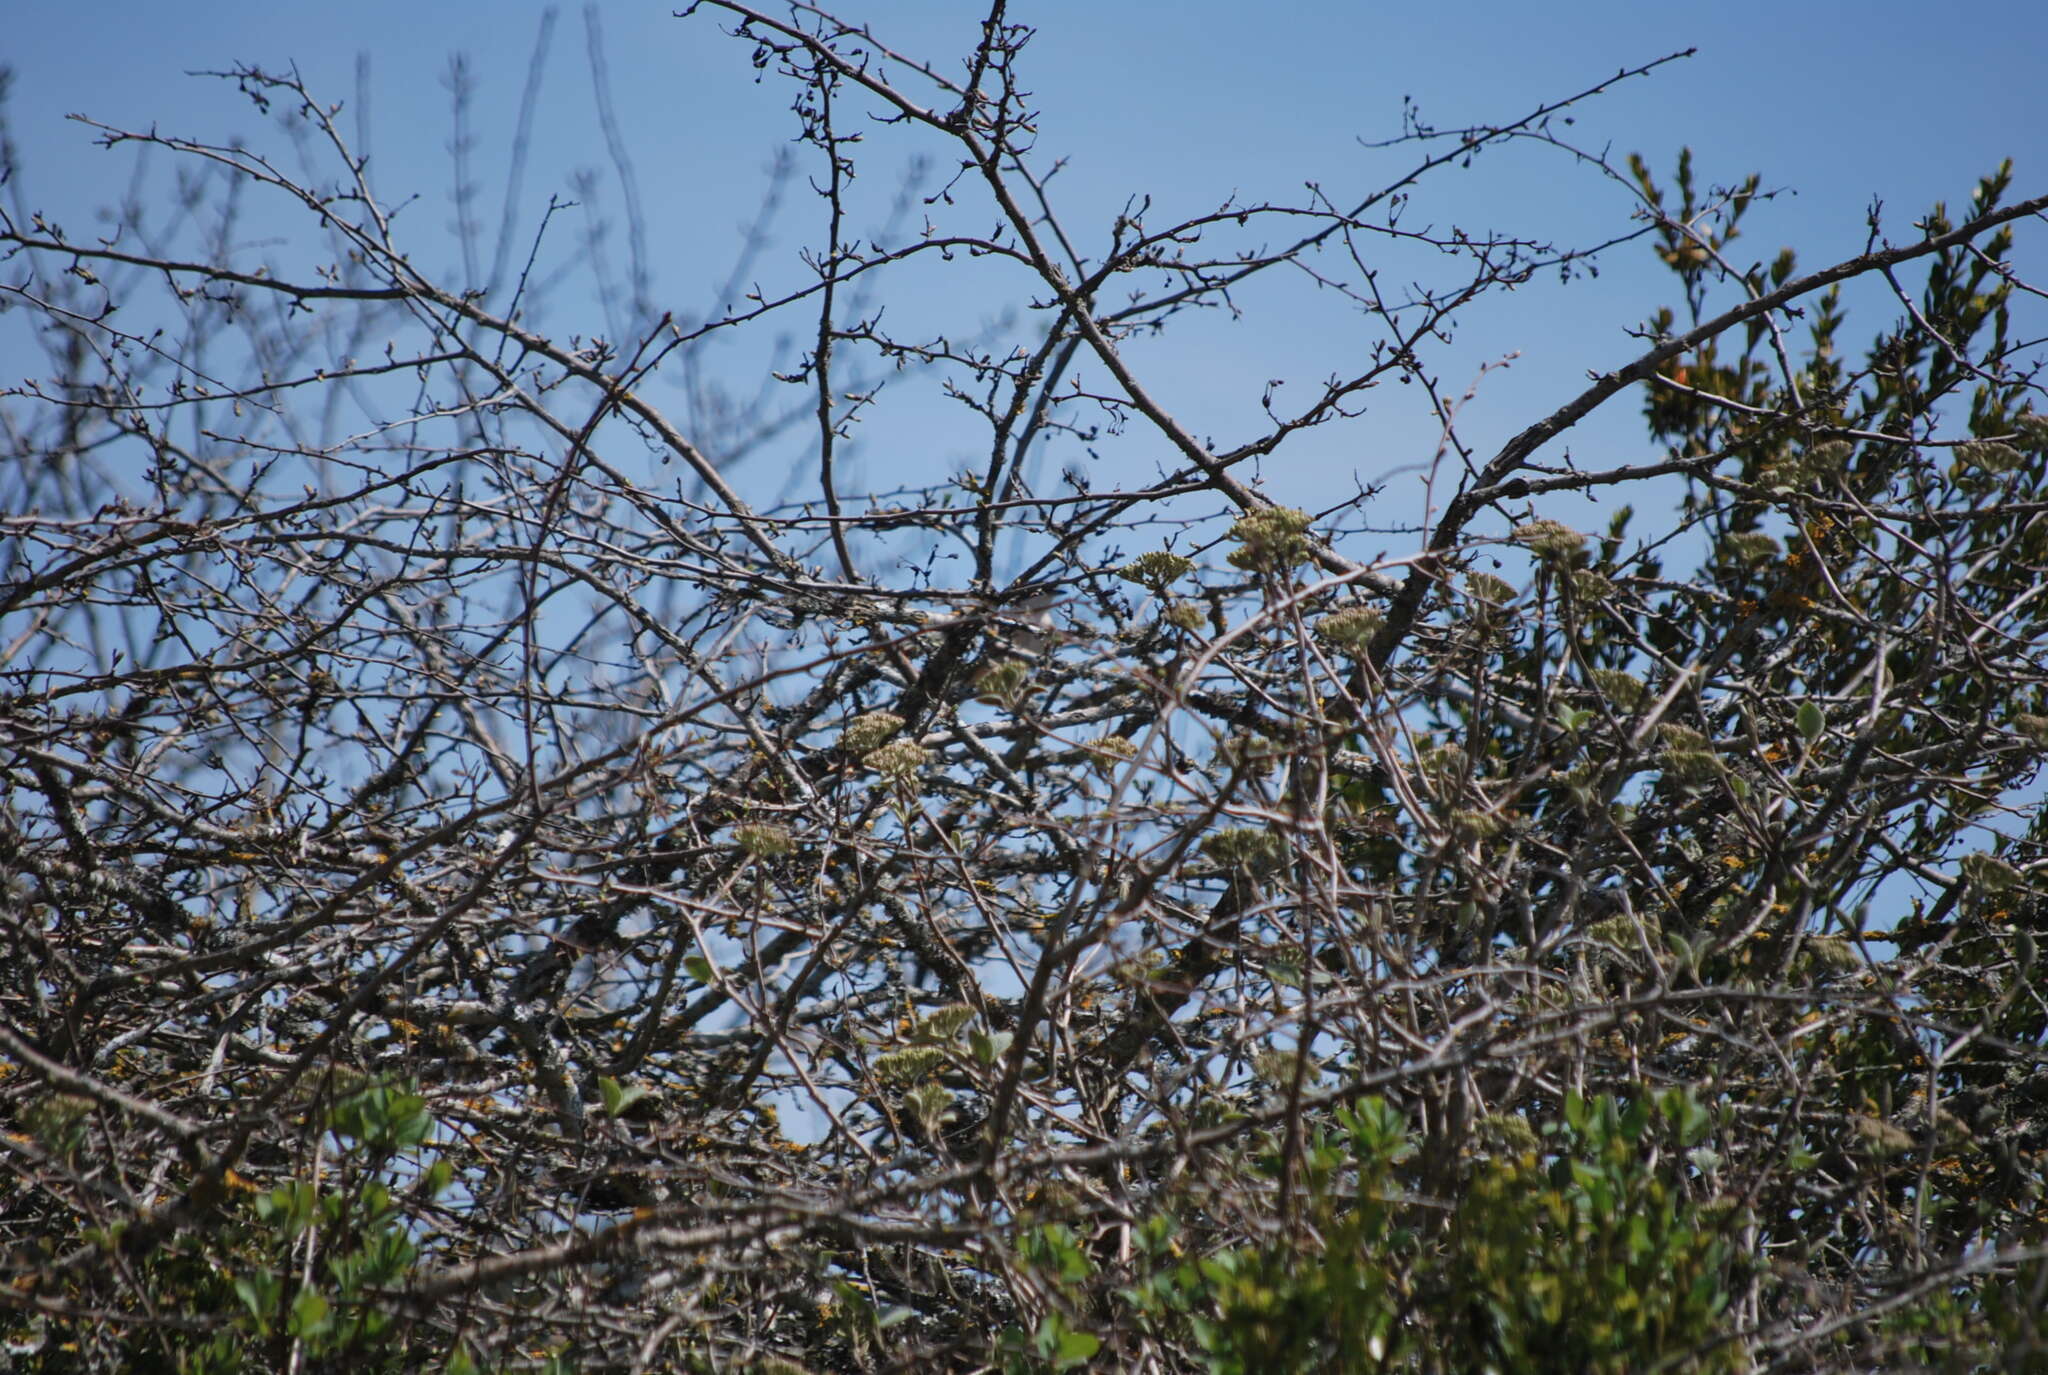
(5, 1, 2044, 530)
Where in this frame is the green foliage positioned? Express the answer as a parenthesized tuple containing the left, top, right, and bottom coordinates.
(1441, 1091, 1742, 1374)
(1103, 1093, 1746, 1374)
(7, 1080, 478, 1375)
(1168, 1098, 1416, 1374)
(1000, 1225, 1106, 1372)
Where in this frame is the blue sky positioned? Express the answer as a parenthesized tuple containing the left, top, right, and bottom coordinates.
(4, 0, 2040, 1058)
(5, 1, 2043, 534)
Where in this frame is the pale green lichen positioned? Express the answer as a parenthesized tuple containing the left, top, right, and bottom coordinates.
(864, 738, 928, 782)
(1511, 519, 1586, 561)
(1203, 826, 1285, 871)
(1657, 724, 1720, 783)
(1807, 440, 1855, 471)
(875, 1046, 947, 1083)
(1719, 531, 1783, 565)
(1801, 935, 1861, 974)
(972, 660, 1030, 706)
(1227, 507, 1315, 571)
(1415, 742, 1468, 784)
(1117, 550, 1195, 587)
(1466, 572, 1518, 607)
(1588, 668, 1648, 711)
(1084, 734, 1139, 777)
(913, 1004, 978, 1042)
(1569, 568, 1614, 602)
(733, 823, 795, 858)
(1216, 734, 1283, 777)
(1450, 808, 1506, 840)
(1960, 852, 2020, 893)
(1315, 603, 1386, 652)
(1954, 440, 2025, 475)
(840, 710, 905, 754)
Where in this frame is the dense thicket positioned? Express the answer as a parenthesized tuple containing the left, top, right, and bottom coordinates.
(3, 6, 2046, 1371)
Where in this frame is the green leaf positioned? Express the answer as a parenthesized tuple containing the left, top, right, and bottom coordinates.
(233, 1271, 278, 1330)
(1056, 1329, 1101, 1366)
(288, 1288, 332, 1338)
(329, 1081, 433, 1151)
(598, 1076, 651, 1118)
(970, 1029, 1014, 1066)
(1796, 700, 1825, 742)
